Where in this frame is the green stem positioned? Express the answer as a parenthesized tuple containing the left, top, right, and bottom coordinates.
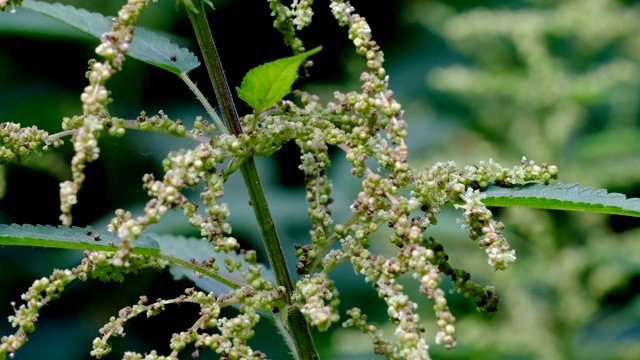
(240, 158, 320, 359)
(185, 2, 319, 359)
(238, 158, 292, 293)
(186, 1, 243, 137)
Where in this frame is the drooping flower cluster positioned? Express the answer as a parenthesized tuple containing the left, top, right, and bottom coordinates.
(59, 114, 103, 225)
(413, 158, 558, 270)
(59, 0, 152, 225)
(279, 2, 558, 357)
(292, 273, 340, 331)
(1, 250, 166, 359)
(91, 286, 279, 360)
(0, 122, 64, 164)
(268, 0, 311, 53)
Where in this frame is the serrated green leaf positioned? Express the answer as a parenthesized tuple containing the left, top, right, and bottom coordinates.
(21, 0, 200, 75)
(0, 225, 272, 294)
(236, 46, 322, 114)
(480, 182, 640, 217)
(0, 224, 160, 255)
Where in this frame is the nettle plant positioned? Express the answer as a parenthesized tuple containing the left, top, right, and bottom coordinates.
(1, 0, 640, 359)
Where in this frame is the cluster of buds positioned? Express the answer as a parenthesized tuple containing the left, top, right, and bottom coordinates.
(456, 188, 516, 270)
(342, 307, 397, 357)
(1, 251, 165, 359)
(0, 122, 64, 164)
(60, 0, 153, 226)
(59, 114, 104, 225)
(291, 0, 314, 30)
(342, 235, 430, 358)
(95, 0, 149, 71)
(0, 0, 21, 13)
(292, 273, 340, 331)
(268, 0, 307, 53)
(412, 158, 558, 270)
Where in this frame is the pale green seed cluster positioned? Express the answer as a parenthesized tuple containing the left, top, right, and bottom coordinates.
(0, 122, 63, 164)
(399, 245, 456, 349)
(292, 273, 339, 331)
(134, 111, 187, 137)
(107, 140, 229, 265)
(95, 0, 149, 72)
(0, 0, 21, 13)
(58, 0, 151, 226)
(52, 248, 273, 360)
(292, 99, 344, 273)
(1, 251, 165, 359)
(268, 0, 307, 53)
(89, 286, 279, 359)
(59, 114, 103, 225)
(412, 157, 558, 270)
(455, 188, 515, 270)
(342, 235, 429, 359)
(343, 307, 397, 357)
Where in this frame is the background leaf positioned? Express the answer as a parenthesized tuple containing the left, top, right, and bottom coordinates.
(481, 182, 640, 217)
(236, 46, 322, 114)
(21, 0, 200, 75)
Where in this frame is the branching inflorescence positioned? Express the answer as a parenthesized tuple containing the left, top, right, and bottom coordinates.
(0, 0, 559, 359)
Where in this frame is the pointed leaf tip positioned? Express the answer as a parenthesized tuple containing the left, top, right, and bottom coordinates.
(237, 46, 322, 114)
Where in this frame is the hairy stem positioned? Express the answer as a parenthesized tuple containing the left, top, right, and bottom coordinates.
(239, 157, 320, 359)
(185, 1, 319, 358)
(179, 72, 228, 134)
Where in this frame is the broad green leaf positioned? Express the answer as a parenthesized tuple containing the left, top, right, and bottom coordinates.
(20, 0, 200, 75)
(0, 224, 160, 255)
(0, 224, 264, 292)
(236, 46, 322, 114)
(481, 182, 640, 217)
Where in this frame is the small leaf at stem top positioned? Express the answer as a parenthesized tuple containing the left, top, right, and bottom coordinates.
(236, 46, 322, 115)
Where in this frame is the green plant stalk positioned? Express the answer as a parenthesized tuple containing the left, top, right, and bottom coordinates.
(179, 72, 228, 135)
(185, 1, 319, 359)
(185, 0, 243, 137)
(239, 157, 320, 360)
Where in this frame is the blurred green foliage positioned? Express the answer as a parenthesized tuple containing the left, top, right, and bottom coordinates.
(1, 0, 639, 359)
